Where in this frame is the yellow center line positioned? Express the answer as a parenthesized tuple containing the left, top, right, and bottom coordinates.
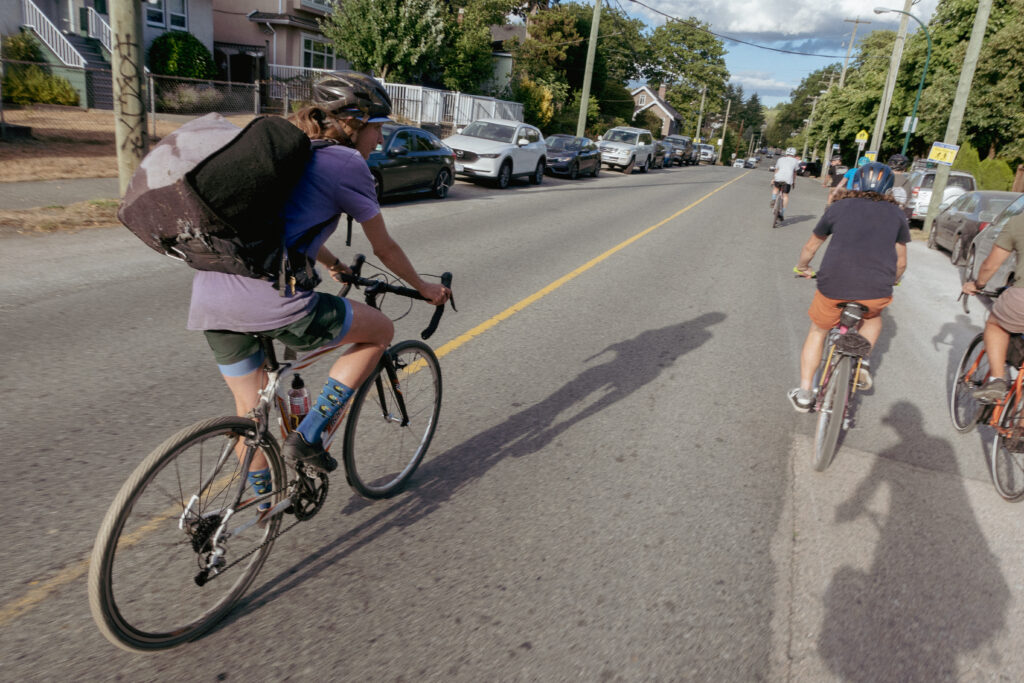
(432, 172, 747, 361)
(0, 173, 744, 628)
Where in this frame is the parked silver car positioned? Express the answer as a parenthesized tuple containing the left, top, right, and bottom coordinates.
(897, 168, 977, 225)
(928, 190, 1023, 264)
(598, 126, 655, 173)
(960, 193, 1024, 290)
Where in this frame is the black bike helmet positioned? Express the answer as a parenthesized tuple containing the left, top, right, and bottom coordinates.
(312, 71, 392, 122)
(852, 161, 895, 194)
(886, 153, 909, 171)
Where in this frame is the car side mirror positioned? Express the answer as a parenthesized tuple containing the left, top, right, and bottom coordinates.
(388, 145, 409, 156)
(598, 134, 604, 140)
(518, 138, 529, 146)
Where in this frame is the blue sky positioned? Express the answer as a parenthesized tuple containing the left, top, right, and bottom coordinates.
(618, 0, 940, 107)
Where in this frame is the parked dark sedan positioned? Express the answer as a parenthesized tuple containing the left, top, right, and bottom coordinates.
(929, 190, 1022, 264)
(797, 159, 821, 176)
(543, 134, 601, 179)
(960, 193, 1024, 290)
(368, 124, 455, 201)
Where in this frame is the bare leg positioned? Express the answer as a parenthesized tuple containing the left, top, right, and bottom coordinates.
(859, 316, 882, 348)
(782, 191, 790, 212)
(799, 322, 830, 391)
(984, 316, 1010, 380)
(223, 368, 269, 471)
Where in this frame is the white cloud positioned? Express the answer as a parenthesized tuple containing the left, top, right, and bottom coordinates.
(630, 0, 940, 53)
(729, 72, 792, 97)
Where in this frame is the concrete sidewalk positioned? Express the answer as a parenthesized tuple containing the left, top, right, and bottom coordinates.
(0, 178, 119, 210)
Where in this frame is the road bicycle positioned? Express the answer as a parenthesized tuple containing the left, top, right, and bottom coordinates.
(771, 183, 785, 228)
(88, 257, 454, 652)
(950, 290, 1024, 501)
(794, 271, 873, 471)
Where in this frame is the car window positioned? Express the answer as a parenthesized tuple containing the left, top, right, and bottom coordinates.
(391, 131, 412, 151)
(981, 198, 1016, 222)
(605, 129, 638, 144)
(412, 133, 435, 152)
(949, 175, 975, 191)
(990, 195, 1024, 232)
(640, 133, 652, 145)
(462, 121, 517, 142)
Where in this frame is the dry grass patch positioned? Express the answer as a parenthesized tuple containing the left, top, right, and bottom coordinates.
(1, 105, 257, 182)
(0, 198, 120, 233)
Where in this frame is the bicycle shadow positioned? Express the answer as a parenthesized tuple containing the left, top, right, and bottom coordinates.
(777, 213, 816, 227)
(933, 314, 981, 396)
(222, 313, 727, 625)
(818, 401, 1009, 681)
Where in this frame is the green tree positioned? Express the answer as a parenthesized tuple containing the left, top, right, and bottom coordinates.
(1, 31, 79, 106)
(978, 157, 1014, 190)
(147, 31, 216, 78)
(320, 0, 446, 82)
(644, 18, 729, 125)
(952, 139, 983, 179)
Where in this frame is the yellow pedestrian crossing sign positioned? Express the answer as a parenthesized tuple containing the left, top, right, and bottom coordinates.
(855, 130, 869, 143)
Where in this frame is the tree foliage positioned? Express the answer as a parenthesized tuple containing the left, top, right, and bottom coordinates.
(320, 0, 446, 82)
(148, 31, 216, 78)
(1, 32, 79, 106)
(645, 18, 728, 128)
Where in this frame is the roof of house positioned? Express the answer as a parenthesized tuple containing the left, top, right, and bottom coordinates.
(631, 85, 682, 121)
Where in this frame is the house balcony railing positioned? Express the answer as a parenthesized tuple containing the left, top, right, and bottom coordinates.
(86, 7, 112, 55)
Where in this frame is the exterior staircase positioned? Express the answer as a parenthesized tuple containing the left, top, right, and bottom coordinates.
(63, 33, 113, 110)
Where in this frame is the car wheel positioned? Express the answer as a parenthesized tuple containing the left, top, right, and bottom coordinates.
(569, 161, 579, 180)
(372, 173, 383, 202)
(592, 162, 600, 177)
(623, 157, 635, 174)
(433, 168, 452, 199)
(640, 157, 650, 173)
(530, 159, 544, 185)
(951, 234, 966, 265)
(496, 161, 512, 189)
(927, 221, 938, 249)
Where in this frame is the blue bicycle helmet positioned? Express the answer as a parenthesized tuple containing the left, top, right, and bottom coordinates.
(852, 161, 895, 194)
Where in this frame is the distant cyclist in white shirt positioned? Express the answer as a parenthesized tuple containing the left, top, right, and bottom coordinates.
(771, 147, 801, 220)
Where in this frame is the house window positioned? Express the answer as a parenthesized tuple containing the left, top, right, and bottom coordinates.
(146, 0, 187, 29)
(301, 0, 333, 10)
(303, 35, 336, 70)
(638, 93, 646, 105)
(146, 0, 165, 27)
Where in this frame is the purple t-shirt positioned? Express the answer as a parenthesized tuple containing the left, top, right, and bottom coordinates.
(188, 144, 380, 332)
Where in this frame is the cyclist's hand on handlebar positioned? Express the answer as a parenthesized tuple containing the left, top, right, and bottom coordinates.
(417, 281, 450, 306)
(327, 260, 352, 283)
(962, 280, 980, 296)
(793, 265, 816, 279)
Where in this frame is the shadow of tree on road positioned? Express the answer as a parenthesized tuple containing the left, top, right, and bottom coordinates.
(819, 401, 1009, 681)
(222, 313, 727, 627)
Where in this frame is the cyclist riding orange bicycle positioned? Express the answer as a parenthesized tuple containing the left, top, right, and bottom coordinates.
(961, 210, 1024, 403)
(789, 161, 910, 412)
(186, 71, 450, 502)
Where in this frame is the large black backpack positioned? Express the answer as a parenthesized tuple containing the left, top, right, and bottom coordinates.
(119, 113, 319, 291)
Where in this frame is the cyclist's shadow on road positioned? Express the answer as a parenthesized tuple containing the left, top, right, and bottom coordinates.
(818, 401, 1009, 681)
(225, 313, 726, 623)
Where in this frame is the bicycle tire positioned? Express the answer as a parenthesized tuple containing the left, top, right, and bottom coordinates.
(950, 333, 988, 432)
(772, 194, 782, 228)
(343, 340, 442, 498)
(88, 416, 284, 652)
(814, 355, 851, 472)
(990, 391, 1024, 501)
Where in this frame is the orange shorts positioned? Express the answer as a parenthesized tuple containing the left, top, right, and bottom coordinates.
(808, 291, 893, 330)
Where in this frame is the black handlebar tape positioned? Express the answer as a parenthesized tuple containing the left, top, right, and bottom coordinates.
(421, 272, 453, 340)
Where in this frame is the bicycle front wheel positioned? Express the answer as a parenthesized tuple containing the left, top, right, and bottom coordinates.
(88, 417, 284, 652)
(814, 355, 851, 472)
(343, 340, 442, 498)
(950, 333, 988, 432)
(990, 391, 1024, 501)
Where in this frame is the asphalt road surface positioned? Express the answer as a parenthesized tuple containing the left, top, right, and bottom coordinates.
(2, 164, 1022, 681)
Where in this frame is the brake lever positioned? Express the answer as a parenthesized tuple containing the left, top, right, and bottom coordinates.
(421, 272, 453, 340)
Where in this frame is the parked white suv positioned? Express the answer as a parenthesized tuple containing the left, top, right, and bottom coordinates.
(598, 126, 655, 173)
(697, 144, 716, 164)
(443, 119, 546, 189)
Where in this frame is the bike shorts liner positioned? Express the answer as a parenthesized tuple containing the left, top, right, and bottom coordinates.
(991, 287, 1024, 334)
(808, 291, 892, 330)
(205, 294, 352, 372)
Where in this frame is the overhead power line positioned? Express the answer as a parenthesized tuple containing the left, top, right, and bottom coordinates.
(627, 0, 848, 59)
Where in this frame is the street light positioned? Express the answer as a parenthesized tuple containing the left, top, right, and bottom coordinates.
(874, 6, 932, 155)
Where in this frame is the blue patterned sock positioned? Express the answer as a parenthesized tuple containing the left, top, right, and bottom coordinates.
(247, 468, 272, 512)
(297, 380, 355, 445)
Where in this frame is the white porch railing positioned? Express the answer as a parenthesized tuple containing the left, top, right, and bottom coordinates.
(86, 7, 112, 55)
(20, 0, 86, 67)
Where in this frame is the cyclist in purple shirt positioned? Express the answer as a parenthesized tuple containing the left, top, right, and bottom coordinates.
(188, 72, 450, 498)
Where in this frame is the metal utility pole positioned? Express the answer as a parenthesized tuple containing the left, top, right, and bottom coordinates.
(694, 85, 706, 142)
(716, 97, 731, 164)
(575, 0, 602, 137)
(869, 0, 913, 155)
(839, 17, 871, 87)
(922, 0, 994, 236)
(110, 0, 148, 195)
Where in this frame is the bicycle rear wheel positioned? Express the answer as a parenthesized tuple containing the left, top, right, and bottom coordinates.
(88, 417, 284, 651)
(990, 391, 1024, 501)
(814, 355, 851, 472)
(772, 195, 782, 228)
(343, 340, 442, 498)
(950, 333, 988, 432)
